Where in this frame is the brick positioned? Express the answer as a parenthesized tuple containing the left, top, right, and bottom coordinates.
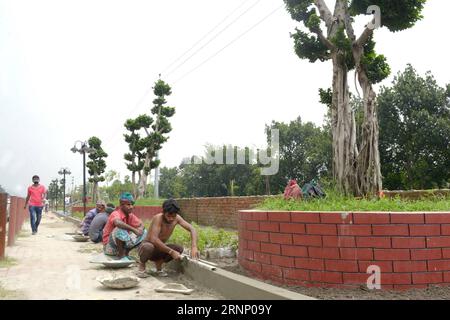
(393, 261, 427, 272)
(320, 212, 353, 224)
(443, 272, 450, 283)
(410, 225, 441, 236)
(374, 249, 410, 261)
(392, 237, 425, 249)
(246, 221, 260, 231)
(267, 212, 291, 222)
(340, 248, 373, 260)
(390, 213, 424, 224)
(394, 284, 428, 290)
(293, 235, 322, 247)
(323, 236, 355, 248)
(411, 249, 442, 260)
(254, 252, 271, 264)
(280, 223, 306, 234)
(338, 225, 372, 236)
(261, 243, 281, 255)
(239, 211, 253, 221)
(261, 264, 282, 278)
(241, 230, 253, 241)
(442, 249, 450, 259)
(270, 233, 293, 245)
(372, 225, 409, 236)
(325, 260, 359, 272)
(251, 211, 268, 221)
(259, 222, 279, 232)
(425, 214, 450, 224)
(239, 239, 248, 250)
(241, 250, 254, 261)
(342, 273, 370, 285)
(358, 261, 393, 273)
(428, 260, 450, 272)
(252, 231, 269, 242)
(379, 273, 412, 285)
(306, 224, 337, 235)
(441, 225, 450, 235)
(247, 240, 261, 252)
(310, 271, 343, 284)
(281, 245, 308, 257)
(295, 258, 325, 270)
(353, 213, 390, 224)
(283, 268, 310, 281)
(308, 247, 340, 259)
(270, 255, 295, 267)
(426, 237, 450, 248)
(356, 237, 391, 248)
(412, 272, 443, 284)
(290, 212, 320, 223)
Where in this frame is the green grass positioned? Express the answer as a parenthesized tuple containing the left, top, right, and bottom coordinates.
(71, 211, 85, 220)
(143, 220, 238, 253)
(0, 257, 17, 268)
(84, 198, 165, 207)
(258, 191, 450, 212)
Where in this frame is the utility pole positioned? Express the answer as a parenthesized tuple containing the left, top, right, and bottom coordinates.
(71, 141, 95, 216)
(58, 168, 71, 214)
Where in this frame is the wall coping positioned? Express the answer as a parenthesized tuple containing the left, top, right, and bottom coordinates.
(240, 210, 450, 214)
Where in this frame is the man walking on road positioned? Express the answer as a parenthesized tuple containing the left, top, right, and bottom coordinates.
(24, 175, 47, 235)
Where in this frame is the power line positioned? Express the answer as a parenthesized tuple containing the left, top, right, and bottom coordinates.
(173, 5, 283, 85)
(164, 0, 262, 78)
(104, 2, 261, 149)
(161, 0, 254, 75)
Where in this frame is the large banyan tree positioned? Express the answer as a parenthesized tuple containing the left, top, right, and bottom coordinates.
(284, 0, 426, 196)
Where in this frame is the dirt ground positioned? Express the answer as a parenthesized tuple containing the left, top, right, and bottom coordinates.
(0, 212, 224, 300)
(215, 258, 450, 300)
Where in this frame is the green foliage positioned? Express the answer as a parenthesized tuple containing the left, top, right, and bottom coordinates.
(142, 220, 238, 252)
(330, 27, 355, 70)
(360, 37, 391, 84)
(258, 190, 450, 212)
(349, 0, 427, 32)
(291, 29, 330, 63)
(123, 79, 175, 197)
(284, 0, 314, 22)
(86, 136, 108, 184)
(378, 65, 450, 190)
(265, 116, 332, 194)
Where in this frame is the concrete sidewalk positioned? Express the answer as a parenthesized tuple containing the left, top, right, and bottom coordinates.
(0, 212, 223, 300)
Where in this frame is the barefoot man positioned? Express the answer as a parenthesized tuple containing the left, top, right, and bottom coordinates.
(137, 199, 199, 277)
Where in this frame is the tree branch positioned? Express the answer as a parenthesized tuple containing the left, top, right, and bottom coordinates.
(313, 0, 334, 29)
(311, 26, 335, 50)
(356, 19, 375, 46)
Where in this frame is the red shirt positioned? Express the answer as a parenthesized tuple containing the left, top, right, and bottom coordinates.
(27, 185, 47, 206)
(102, 208, 142, 244)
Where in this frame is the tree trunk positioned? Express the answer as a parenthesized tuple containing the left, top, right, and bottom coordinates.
(353, 45, 382, 196)
(331, 54, 359, 195)
(132, 171, 137, 200)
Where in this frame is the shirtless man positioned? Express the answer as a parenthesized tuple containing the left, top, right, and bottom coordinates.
(137, 199, 199, 277)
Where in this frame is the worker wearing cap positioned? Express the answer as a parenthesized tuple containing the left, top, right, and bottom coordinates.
(102, 192, 146, 260)
(88, 203, 115, 243)
(80, 200, 106, 236)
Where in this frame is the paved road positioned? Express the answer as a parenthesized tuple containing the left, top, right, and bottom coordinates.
(1, 212, 223, 300)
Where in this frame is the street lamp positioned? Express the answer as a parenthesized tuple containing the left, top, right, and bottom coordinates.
(58, 168, 71, 215)
(71, 141, 95, 216)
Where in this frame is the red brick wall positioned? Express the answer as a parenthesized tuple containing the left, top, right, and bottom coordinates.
(175, 196, 269, 229)
(238, 210, 450, 290)
(71, 206, 161, 221)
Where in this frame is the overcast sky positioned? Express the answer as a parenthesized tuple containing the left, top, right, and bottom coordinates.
(0, 0, 448, 196)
